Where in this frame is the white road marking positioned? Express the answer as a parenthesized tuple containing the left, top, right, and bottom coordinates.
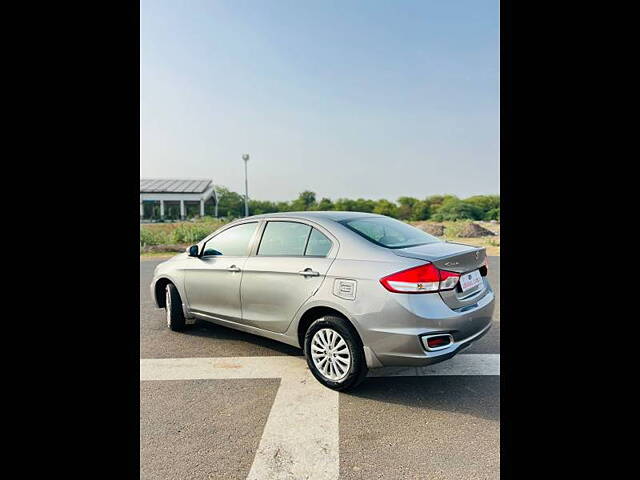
(141, 356, 339, 479)
(140, 354, 499, 480)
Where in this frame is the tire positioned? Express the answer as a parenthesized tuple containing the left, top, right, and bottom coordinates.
(165, 283, 186, 332)
(304, 316, 368, 391)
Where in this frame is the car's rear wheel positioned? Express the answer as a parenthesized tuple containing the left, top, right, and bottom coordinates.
(165, 283, 186, 332)
(304, 316, 367, 391)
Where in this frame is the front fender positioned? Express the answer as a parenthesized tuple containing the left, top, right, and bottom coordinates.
(150, 273, 187, 311)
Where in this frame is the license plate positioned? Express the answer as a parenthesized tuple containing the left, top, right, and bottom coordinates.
(460, 269, 482, 292)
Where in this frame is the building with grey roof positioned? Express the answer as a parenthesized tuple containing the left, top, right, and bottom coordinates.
(140, 179, 218, 220)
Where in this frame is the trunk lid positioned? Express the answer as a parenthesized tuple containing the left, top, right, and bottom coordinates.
(393, 241, 489, 309)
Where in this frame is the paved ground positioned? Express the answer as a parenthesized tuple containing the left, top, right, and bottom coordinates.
(140, 379, 280, 479)
(140, 257, 500, 479)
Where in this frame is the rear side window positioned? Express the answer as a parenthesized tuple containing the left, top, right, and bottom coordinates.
(258, 222, 311, 256)
(257, 222, 333, 257)
(202, 222, 258, 256)
(305, 228, 332, 256)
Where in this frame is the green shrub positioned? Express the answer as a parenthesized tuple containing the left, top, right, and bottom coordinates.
(171, 223, 215, 244)
(434, 198, 483, 221)
(139, 228, 170, 246)
(485, 207, 500, 221)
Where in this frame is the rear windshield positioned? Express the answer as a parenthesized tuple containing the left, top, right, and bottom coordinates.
(340, 216, 441, 249)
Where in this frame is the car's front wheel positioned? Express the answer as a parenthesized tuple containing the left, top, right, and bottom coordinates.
(165, 283, 186, 332)
(304, 316, 367, 391)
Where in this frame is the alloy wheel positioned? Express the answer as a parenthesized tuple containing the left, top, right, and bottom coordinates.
(165, 286, 172, 328)
(310, 328, 351, 381)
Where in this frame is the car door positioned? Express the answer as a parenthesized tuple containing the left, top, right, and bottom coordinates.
(183, 221, 259, 321)
(240, 220, 338, 333)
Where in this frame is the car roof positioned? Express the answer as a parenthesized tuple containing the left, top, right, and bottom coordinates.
(244, 211, 384, 223)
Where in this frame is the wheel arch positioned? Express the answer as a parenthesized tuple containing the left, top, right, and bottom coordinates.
(153, 277, 174, 308)
(295, 304, 364, 351)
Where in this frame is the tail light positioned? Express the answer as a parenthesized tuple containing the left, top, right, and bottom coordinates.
(380, 263, 460, 294)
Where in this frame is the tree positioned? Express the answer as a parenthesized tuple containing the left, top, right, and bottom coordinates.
(333, 198, 357, 211)
(215, 186, 245, 218)
(486, 207, 500, 221)
(291, 191, 317, 211)
(464, 195, 500, 220)
(432, 197, 483, 221)
(207, 185, 497, 222)
(397, 196, 419, 220)
(276, 201, 292, 212)
(411, 200, 431, 221)
(373, 199, 398, 217)
(316, 197, 334, 211)
(249, 200, 279, 215)
(352, 198, 376, 213)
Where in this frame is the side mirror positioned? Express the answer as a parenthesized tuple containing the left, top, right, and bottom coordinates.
(187, 245, 199, 257)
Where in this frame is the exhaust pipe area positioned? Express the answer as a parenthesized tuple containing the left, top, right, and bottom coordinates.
(422, 333, 454, 351)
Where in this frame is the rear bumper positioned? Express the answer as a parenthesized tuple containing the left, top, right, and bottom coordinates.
(372, 320, 492, 367)
(355, 285, 495, 368)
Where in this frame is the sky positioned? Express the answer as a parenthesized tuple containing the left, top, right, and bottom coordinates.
(140, 0, 499, 202)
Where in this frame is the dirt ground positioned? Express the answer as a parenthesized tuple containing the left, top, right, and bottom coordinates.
(410, 220, 500, 255)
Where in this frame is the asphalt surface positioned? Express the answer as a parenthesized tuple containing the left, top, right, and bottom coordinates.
(141, 379, 280, 479)
(140, 257, 500, 479)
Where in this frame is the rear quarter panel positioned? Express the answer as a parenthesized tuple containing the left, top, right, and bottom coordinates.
(289, 254, 494, 361)
(285, 255, 422, 342)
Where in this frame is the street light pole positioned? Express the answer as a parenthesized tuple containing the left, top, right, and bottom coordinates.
(213, 186, 219, 218)
(242, 154, 250, 217)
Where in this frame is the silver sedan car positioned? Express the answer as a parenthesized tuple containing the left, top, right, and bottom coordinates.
(150, 212, 494, 390)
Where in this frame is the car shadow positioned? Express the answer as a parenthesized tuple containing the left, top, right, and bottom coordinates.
(182, 319, 304, 356)
(342, 375, 500, 422)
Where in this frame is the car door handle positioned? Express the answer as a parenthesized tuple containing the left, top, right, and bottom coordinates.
(298, 268, 320, 277)
(227, 265, 241, 272)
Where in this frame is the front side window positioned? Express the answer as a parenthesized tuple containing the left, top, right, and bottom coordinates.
(258, 221, 311, 256)
(340, 216, 440, 249)
(202, 222, 258, 256)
